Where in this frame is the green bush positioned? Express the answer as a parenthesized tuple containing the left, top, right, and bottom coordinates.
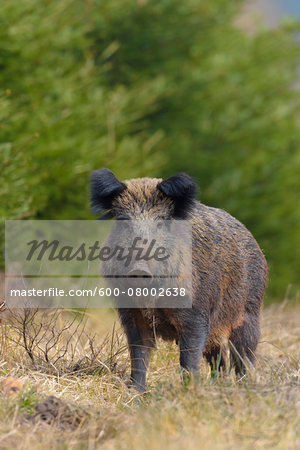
(1, 0, 299, 299)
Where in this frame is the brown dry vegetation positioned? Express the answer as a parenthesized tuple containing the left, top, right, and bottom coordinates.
(0, 302, 299, 450)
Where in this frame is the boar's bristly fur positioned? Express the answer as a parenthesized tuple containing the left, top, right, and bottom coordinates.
(90, 169, 268, 392)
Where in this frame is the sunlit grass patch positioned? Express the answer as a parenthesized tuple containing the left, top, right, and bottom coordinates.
(0, 303, 299, 449)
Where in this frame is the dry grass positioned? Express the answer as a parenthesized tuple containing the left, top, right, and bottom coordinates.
(0, 302, 299, 450)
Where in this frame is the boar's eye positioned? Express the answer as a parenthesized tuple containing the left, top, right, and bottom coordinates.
(116, 215, 131, 230)
(116, 215, 130, 221)
(156, 221, 171, 232)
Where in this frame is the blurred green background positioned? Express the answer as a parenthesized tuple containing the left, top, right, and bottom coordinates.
(1, 0, 299, 301)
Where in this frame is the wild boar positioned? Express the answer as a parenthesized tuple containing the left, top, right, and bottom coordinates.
(90, 169, 268, 392)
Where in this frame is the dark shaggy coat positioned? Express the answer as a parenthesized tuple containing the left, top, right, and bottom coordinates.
(91, 169, 268, 392)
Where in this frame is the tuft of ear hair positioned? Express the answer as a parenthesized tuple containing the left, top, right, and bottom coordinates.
(157, 173, 198, 219)
(90, 168, 126, 214)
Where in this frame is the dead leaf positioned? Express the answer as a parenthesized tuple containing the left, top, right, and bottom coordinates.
(1, 377, 27, 398)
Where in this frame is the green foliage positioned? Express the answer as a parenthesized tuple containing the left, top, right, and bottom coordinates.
(0, 0, 299, 298)
(0, 385, 38, 417)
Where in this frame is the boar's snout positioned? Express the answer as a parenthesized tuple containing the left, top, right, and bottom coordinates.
(127, 263, 153, 287)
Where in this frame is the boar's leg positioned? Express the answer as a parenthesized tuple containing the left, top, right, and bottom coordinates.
(179, 312, 209, 379)
(128, 336, 154, 393)
(229, 311, 260, 375)
(118, 310, 155, 393)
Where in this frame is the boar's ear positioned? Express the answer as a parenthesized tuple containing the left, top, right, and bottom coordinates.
(157, 173, 198, 218)
(90, 168, 127, 214)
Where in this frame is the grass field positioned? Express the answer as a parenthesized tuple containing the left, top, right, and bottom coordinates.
(0, 302, 299, 450)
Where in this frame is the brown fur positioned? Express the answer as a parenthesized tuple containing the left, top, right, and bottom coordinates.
(113, 177, 172, 219)
(90, 170, 268, 391)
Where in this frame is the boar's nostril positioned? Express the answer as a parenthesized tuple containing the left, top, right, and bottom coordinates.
(127, 268, 153, 286)
(127, 269, 153, 279)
